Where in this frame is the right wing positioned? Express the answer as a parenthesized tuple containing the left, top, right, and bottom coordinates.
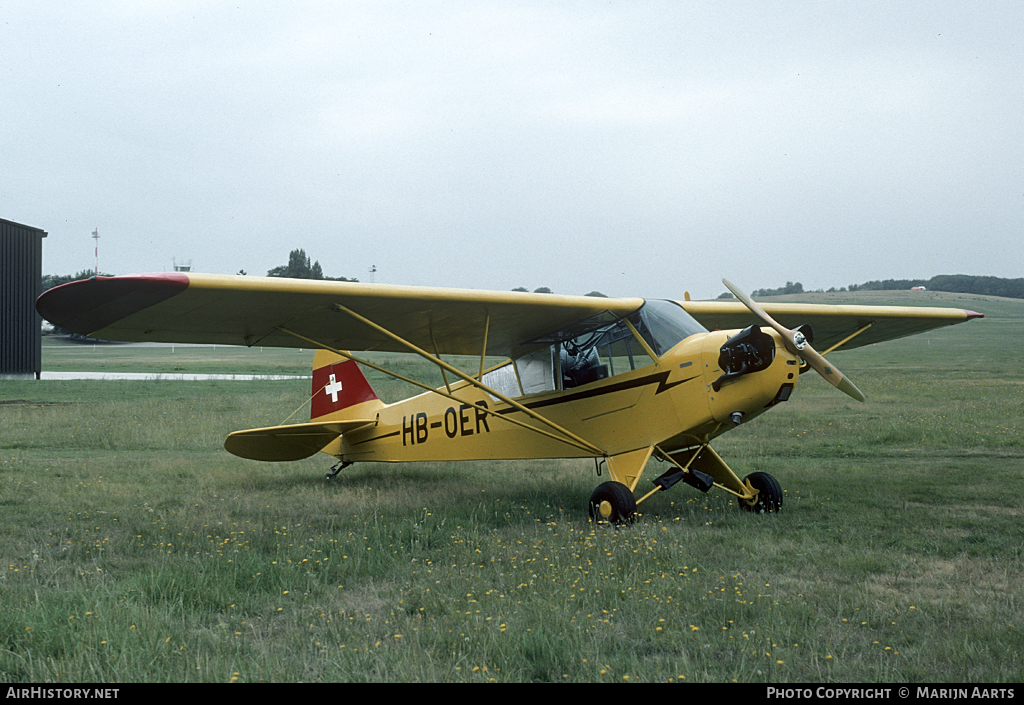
(681, 300, 982, 352)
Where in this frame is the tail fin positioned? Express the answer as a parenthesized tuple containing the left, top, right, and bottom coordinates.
(223, 350, 382, 462)
(311, 349, 385, 422)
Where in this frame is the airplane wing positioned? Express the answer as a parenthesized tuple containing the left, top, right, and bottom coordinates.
(36, 272, 645, 358)
(680, 300, 983, 352)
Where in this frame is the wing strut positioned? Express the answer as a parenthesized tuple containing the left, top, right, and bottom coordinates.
(818, 322, 873, 356)
(479, 312, 491, 381)
(278, 325, 605, 457)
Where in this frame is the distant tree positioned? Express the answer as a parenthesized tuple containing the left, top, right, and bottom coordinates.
(533, 287, 553, 294)
(267, 249, 357, 281)
(511, 287, 529, 292)
(584, 291, 608, 297)
(267, 249, 316, 278)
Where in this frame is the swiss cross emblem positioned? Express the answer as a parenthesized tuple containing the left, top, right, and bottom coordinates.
(325, 373, 344, 403)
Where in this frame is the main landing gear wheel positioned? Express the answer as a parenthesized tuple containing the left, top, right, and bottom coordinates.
(741, 472, 783, 514)
(588, 481, 637, 524)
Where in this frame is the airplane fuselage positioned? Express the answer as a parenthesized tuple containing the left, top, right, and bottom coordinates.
(328, 328, 801, 465)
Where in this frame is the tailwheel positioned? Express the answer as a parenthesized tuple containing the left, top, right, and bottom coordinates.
(588, 481, 637, 524)
(325, 460, 353, 480)
(741, 472, 783, 514)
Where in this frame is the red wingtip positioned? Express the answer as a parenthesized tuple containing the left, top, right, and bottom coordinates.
(36, 272, 190, 335)
(964, 310, 984, 320)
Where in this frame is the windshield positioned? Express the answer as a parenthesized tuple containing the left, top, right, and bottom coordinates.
(636, 299, 707, 355)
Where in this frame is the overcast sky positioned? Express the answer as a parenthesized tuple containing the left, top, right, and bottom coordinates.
(3, 1, 1021, 300)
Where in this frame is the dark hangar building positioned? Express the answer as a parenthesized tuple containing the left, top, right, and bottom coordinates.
(1, 218, 48, 380)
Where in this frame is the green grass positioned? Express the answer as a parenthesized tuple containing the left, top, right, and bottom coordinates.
(2, 291, 1022, 682)
(40, 338, 314, 376)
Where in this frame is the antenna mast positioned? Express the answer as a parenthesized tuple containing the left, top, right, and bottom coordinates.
(92, 229, 100, 275)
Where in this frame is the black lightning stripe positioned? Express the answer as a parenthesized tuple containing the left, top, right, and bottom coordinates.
(348, 367, 700, 445)
(496, 370, 699, 417)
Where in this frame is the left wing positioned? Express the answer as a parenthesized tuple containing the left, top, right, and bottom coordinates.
(36, 273, 644, 358)
(681, 300, 983, 353)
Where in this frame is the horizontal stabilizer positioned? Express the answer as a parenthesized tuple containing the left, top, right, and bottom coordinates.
(224, 419, 374, 462)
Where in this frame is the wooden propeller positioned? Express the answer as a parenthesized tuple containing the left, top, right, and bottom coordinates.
(722, 279, 866, 402)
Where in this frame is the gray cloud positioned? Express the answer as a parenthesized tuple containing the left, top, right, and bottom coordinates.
(4, 1, 1021, 300)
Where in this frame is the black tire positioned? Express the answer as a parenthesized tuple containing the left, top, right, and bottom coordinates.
(741, 472, 783, 514)
(588, 481, 637, 524)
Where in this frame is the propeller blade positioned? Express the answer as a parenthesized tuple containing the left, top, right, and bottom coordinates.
(722, 279, 865, 402)
(797, 341, 866, 402)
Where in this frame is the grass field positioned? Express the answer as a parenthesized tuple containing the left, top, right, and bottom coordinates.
(2, 291, 1022, 683)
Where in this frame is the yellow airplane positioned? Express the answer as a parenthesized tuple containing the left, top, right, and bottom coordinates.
(36, 273, 983, 523)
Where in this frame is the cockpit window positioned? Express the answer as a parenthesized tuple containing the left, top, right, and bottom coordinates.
(507, 300, 708, 393)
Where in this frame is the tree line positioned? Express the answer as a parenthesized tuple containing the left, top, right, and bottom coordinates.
(851, 275, 1024, 299)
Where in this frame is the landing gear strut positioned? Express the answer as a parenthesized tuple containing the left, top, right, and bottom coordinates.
(587, 446, 784, 522)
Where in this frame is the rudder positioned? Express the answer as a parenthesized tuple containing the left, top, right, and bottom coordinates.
(311, 350, 385, 422)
